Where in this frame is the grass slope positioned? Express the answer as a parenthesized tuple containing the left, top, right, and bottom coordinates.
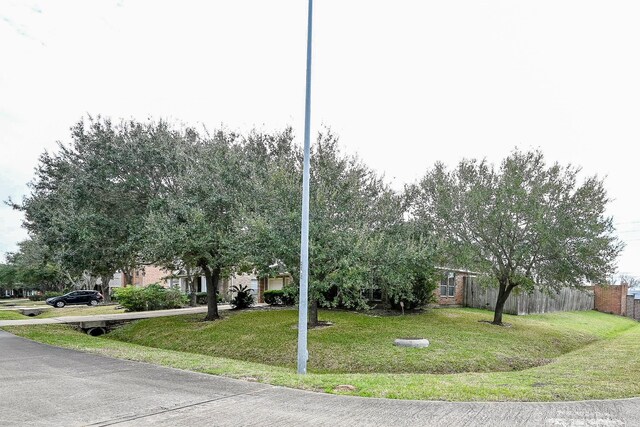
(4, 308, 639, 401)
(38, 305, 126, 318)
(106, 308, 631, 374)
(0, 305, 125, 320)
(0, 310, 28, 320)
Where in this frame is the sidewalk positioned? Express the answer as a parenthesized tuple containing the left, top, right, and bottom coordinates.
(0, 304, 240, 327)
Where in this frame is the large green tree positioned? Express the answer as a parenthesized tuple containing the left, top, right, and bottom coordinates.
(143, 129, 252, 320)
(410, 149, 623, 325)
(14, 117, 181, 301)
(247, 130, 434, 325)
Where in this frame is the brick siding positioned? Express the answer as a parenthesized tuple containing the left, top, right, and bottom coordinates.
(435, 274, 465, 306)
(594, 284, 628, 315)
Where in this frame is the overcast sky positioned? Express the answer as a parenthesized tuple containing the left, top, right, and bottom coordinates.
(1, 1, 639, 278)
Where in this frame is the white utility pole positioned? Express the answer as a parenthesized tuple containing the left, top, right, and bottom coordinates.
(297, 0, 313, 375)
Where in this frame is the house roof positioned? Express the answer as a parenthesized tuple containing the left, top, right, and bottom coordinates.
(434, 266, 482, 275)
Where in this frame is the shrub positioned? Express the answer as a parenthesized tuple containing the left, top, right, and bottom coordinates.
(230, 284, 254, 309)
(192, 292, 226, 305)
(387, 270, 437, 311)
(163, 286, 187, 309)
(264, 288, 297, 305)
(194, 292, 208, 305)
(114, 284, 188, 312)
(45, 291, 64, 299)
(113, 286, 146, 311)
(29, 291, 63, 301)
(281, 286, 298, 305)
(144, 284, 168, 311)
(264, 289, 284, 305)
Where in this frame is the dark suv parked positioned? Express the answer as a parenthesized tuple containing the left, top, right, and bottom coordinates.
(46, 290, 104, 308)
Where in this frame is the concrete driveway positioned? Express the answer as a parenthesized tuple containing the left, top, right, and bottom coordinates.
(0, 330, 637, 426)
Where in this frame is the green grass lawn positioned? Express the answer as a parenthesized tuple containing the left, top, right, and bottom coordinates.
(4, 308, 640, 401)
(0, 310, 28, 320)
(38, 305, 125, 318)
(106, 308, 630, 374)
(0, 304, 125, 320)
(0, 299, 47, 307)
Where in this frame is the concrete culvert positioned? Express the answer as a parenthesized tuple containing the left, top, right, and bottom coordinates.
(394, 338, 430, 348)
(86, 327, 106, 337)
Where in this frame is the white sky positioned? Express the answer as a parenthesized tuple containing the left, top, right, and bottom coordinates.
(1, 1, 639, 277)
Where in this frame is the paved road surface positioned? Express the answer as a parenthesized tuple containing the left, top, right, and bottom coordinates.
(0, 330, 637, 426)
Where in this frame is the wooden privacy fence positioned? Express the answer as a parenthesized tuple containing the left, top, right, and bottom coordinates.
(464, 281, 594, 315)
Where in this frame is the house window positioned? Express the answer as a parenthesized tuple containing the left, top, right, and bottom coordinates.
(441, 272, 456, 297)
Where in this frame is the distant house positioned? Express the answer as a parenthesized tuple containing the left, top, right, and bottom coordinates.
(435, 268, 478, 307)
(164, 269, 260, 301)
(105, 264, 479, 308)
(257, 273, 294, 303)
(254, 267, 477, 307)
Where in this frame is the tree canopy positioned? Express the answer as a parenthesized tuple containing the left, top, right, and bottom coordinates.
(246, 130, 437, 324)
(13, 117, 184, 301)
(15, 116, 620, 328)
(410, 149, 623, 324)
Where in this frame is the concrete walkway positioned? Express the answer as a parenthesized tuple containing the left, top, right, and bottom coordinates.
(0, 329, 637, 426)
(0, 304, 235, 327)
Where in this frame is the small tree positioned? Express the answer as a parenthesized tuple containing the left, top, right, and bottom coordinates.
(411, 149, 623, 325)
(5, 239, 68, 293)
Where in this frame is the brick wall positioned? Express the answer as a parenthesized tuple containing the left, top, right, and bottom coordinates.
(594, 284, 628, 315)
(436, 274, 465, 306)
(129, 266, 171, 288)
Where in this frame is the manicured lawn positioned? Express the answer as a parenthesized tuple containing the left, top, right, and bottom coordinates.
(4, 308, 640, 401)
(0, 310, 28, 320)
(38, 305, 125, 318)
(0, 299, 47, 308)
(0, 305, 125, 320)
(105, 308, 631, 374)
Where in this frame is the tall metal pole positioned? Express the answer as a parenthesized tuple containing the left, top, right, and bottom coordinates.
(297, 0, 313, 375)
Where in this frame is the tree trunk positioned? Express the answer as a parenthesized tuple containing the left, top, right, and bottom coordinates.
(98, 275, 112, 303)
(123, 269, 134, 287)
(492, 281, 515, 325)
(203, 266, 220, 321)
(185, 266, 197, 307)
(308, 298, 319, 327)
(189, 284, 197, 307)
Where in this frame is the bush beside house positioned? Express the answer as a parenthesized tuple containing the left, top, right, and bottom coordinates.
(230, 285, 254, 309)
(114, 284, 187, 312)
(263, 288, 297, 306)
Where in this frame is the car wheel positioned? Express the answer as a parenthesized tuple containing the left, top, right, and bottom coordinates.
(55, 301, 65, 308)
(89, 299, 98, 306)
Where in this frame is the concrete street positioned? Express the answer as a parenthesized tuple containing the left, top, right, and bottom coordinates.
(0, 330, 637, 426)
